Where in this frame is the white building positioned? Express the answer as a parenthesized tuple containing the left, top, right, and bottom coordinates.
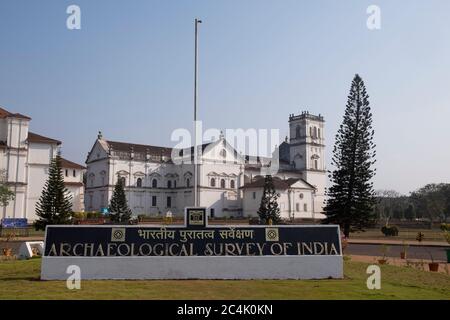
(85, 112, 326, 220)
(0, 107, 86, 221)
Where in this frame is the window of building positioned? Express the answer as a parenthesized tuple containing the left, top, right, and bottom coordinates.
(167, 180, 172, 189)
(296, 125, 301, 138)
(174, 180, 177, 188)
(119, 177, 126, 186)
(186, 178, 190, 188)
(167, 196, 171, 208)
(100, 193, 105, 207)
(152, 196, 157, 207)
(252, 192, 256, 199)
(220, 179, 226, 188)
(318, 128, 321, 138)
(152, 179, 158, 188)
(314, 159, 318, 170)
(296, 203, 300, 212)
(73, 170, 76, 177)
(137, 178, 142, 188)
(304, 204, 308, 212)
(230, 180, 235, 188)
(210, 178, 216, 187)
(65, 169, 68, 177)
(101, 176, 105, 186)
(299, 193, 304, 199)
(210, 208, 215, 218)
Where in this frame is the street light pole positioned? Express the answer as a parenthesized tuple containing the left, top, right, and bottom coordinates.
(193, 18, 202, 207)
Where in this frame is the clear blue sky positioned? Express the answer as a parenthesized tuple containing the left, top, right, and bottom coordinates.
(1, 0, 449, 194)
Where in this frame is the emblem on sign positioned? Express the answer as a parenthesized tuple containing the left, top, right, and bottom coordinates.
(111, 228, 126, 242)
(265, 228, 279, 242)
(189, 210, 204, 226)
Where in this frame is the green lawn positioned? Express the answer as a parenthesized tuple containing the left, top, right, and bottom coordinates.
(0, 258, 449, 300)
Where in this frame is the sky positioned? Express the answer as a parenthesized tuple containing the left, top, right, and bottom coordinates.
(1, 0, 449, 195)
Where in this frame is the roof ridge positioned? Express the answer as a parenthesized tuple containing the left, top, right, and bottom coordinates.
(0, 107, 31, 120)
(106, 139, 173, 150)
(59, 157, 86, 169)
(28, 131, 61, 145)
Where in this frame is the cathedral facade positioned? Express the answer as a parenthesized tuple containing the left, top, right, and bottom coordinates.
(0, 107, 86, 221)
(84, 112, 326, 220)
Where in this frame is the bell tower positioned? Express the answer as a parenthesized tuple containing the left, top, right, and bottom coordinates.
(288, 111, 326, 215)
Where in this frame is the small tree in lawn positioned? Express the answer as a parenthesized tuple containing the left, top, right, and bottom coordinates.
(109, 176, 132, 223)
(257, 175, 281, 224)
(323, 74, 377, 237)
(34, 154, 73, 231)
(0, 169, 15, 208)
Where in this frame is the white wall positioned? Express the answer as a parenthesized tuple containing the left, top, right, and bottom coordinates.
(242, 187, 315, 219)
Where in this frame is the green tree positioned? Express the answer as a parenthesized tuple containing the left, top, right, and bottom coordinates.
(0, 169, 15, 208)
(34, 154, 73, 230)
(109, 176, 132, 223)
(404, 204, 416, 221)
(257, 175, 281, 224)
(410, 183, 449, 224)
(323, 74, 377, 237)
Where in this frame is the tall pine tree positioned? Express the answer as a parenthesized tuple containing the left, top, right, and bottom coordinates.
(34, 154, 73, 230)
(109, 175, 132, 223)
(257, 175, 281, 224)
(324, 74, 377, 237)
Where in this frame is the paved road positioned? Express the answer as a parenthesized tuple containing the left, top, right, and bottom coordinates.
(347, 243, 448, 261)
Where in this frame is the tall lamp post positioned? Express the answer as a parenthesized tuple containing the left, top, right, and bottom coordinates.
(193, 18, 202, 207)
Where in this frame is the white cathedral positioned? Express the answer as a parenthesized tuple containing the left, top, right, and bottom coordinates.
(85, 112, 326, 220)
(0, 107, 86, 221)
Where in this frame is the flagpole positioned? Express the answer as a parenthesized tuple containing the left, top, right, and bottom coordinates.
(194, 18, 202, 207)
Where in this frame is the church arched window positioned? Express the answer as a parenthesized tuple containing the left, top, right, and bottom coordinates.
(119, 177, 126, 186)
(210, 178, 216, 187)
(220, 179, 226, 188)
(136, 178, 142, 188)
(152, 179, 158, 188)
(230, 180, 235, 189)
(186, 178, 190, 188)
(167, 180, 172, 189)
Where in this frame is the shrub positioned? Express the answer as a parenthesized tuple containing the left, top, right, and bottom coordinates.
(86, 211, 103, 219)
(72, 212, 85, 220)
(137, 214, 147, 222)
(416, 231, 425, 242)
(381, 225, 399, 237)
(440, 223, 449, 232)
(443, 231, 450, 244)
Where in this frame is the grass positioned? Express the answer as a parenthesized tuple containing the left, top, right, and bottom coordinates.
(351, 228, 445, 242)
(0, 258, 449, 300)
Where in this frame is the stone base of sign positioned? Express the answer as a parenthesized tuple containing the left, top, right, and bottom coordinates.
(41, 255, 343, 280)
(18, 241, 44, 260)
